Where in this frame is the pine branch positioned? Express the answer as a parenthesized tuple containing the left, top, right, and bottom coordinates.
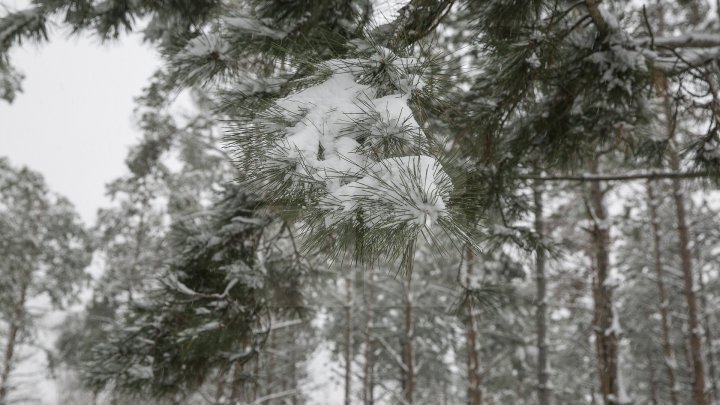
(387, 0, 455, 48)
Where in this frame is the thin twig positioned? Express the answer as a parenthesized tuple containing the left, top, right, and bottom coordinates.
(519, 171, 711, 182)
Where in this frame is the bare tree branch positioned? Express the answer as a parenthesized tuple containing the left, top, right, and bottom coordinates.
(519, 171, 711, 182)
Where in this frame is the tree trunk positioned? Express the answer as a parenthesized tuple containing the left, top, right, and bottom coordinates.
(646, 181, 679, 405)
(653, 34, 707, 401)
(696, 249, 718, 404)
(687, 0, 702, 25)
(588, 160, 618, 405)
(402, 276, 414, 404)
(251, 350, 260, 403)
(0, 279, 28, 405)
(363, 267, 375, 405)
(290, 330, 298, 405)
(266, 331, 275, 397)
(465, 247, 483, 405)
(648, 358, 659, 405)
(683, 326, 695, 380)
(229, 360, 244, 404)
(533, 185, 550, 405)
(344, 270, 353, 405)
(214, 367, 227, 404)
(669, 141, 707, 405)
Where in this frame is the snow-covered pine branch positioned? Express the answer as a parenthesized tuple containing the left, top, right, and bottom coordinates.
(228, 43, 476, 275)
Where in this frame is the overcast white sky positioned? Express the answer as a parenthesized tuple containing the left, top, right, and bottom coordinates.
(0, 27, 159, 224)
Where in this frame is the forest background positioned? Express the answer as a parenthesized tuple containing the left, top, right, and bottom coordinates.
(2, 1, 720, 405)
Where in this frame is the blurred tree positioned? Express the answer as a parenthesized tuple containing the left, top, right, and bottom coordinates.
(0, 158, 92, 404)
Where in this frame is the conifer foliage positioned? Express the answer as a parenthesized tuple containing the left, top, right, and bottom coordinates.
(5, 0, 720, 404)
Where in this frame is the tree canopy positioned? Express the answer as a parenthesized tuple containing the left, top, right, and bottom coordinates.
(4, 1, 720, 404)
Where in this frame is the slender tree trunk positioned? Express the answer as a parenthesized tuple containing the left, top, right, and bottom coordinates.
(533, 185, 550, 405)
(683, 326, 695, 380)
(252, 351, 260, 402)
(588, 160, 618, 405)
(654, 39, 708, 402)
(363, 267, 375, 405)
(289, 328, 298, 405)
(0, 279, 28, 404)
(344, 271, 353, 405)
(696, 251, 718, 404)
(127, 212, 146, 305)
(402, 276, 414, 404)
(215, 368, 227, 404)
(266, 331, 275, 397)
(646, 181, 679, 405)
(229, 361, 244, 404)
(281, 336, 289, 402)
(688, 0, 702, 25)
(669, 140, 707, 405)
(465, 247, 483, 405)
(649, 358, 659, 405)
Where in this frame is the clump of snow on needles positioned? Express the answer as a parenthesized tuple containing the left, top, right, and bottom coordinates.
(263, 56, 452, 231)
(271, 72, 370, 179)
(324, 155, 451, 229)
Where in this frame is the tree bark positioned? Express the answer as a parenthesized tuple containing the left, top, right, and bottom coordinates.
(653, 21, 708, 399)
(291, 343, 298, 405)
(696, 249, 718, 404)
(0, 278, 28, 405)
(214, 367, 227, 404)
(588, 160, 618, 405)
(465, 247, 483, 405)
(669, 137, 707, 405)
(229, 360, 244, 404)
(344, 271, 353, 405)
(687, 0, 702, 25)
(363, 267, 375, 405)
(646, 181, 679, 405)
(533, 185, 550, 405)
(266, 331, 275, 397)
(402, 276, 414, 404)
(252, 352, 260, 402)
(648, 357, 659, 405)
